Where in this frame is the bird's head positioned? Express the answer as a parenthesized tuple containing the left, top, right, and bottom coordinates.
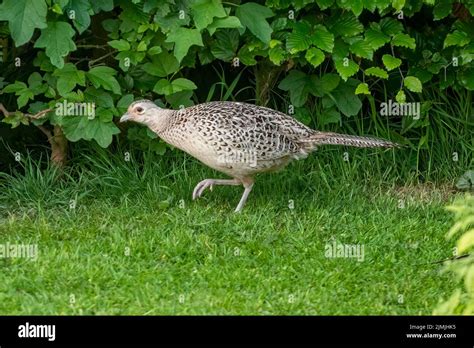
(120, 99, 166, 126)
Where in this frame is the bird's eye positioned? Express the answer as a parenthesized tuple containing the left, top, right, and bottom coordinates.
(135, 107, 144, 113)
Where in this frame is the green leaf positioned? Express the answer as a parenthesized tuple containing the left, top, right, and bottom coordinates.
(2, 111, 29, 128)
(365, 27, 390, 50)
(409, 66, 434, 83)
(153, 80, 173, 95)
(444, 31, 470, 48)
(332, 38, 349, 60)
(119, 1, 148, 25)
(154, 9, 190, 33)
(153, 78, 197, 95)
(341, 0, 364, 16)
(116, 51, 146, 72)
(355, 82, 370, 95)
(327, 11, 363, 37)
(98, 107, 114, 122)
(40, 86, 53, 100)
(286, 21, 313, 53)
(322, 95, 335, 108)
(117, 94, 133, 113)
(56, 91, 85, 105)
(17, 90, 35, 108)
(334, 58, 359, 81)
(270, 17, 288, 31)
(395, 90, 406, 103)
(305, 47, 325, 68)
(434, 0, 453, 20)
(316, 0, 335, 10)
(349, 38, 374, 59)
(210, 29, 240, 61)
(392, 0, 405, 11)
(3, 81, 28, 93)
(0, 0, 47, 46)
(207, 16, 243, 36)
(391, 33, 416, 50)
(286, 22, 333, 53)
(65, 0, 92, 34)
(382, 54, 402, 71)
(84, 87, 114, 108)
(293, 107, 312, 125)
(269, 45, 286, 65)
(319, 107, 341, 126)
(86, 66, 121, 94)
(108, 39, 131, 51)
(51, 3, 64, 14)
(171, 78, 198, 92)
(379, 18, 403, 36)
(190, 0, 227, 31)
(236, 2, 274, 43)
(312, 25, 334, 52)
(404, 76, 422, 92)
(148, 46, 162, 55)
(33, 51, 55, 72)
(307, 78, 324, 98)
(102, 18, 119, 32)
(117, 94, 134, 114)
(62, 114, 120, 148)
(278, 70, 312, 107)
(330, 81, 362, 117)
(28, 72, 44, 91)
(34, 21, 77, 69)
(320, 74, 340, 93)
(91, 0, 113, 12)
(365, 67, 389, 79)
(142, 51, 180, 77)
(458, 68, 474, 90)
(53, 63, 86, 96)
(166, 90, 194, 109)
(165, 27, 204, 62)
(237, 46, 256, 66)
(3, 81, 37, 108)
(137, 41, 147, 51)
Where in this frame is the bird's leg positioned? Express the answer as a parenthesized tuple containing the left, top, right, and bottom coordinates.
(192, 178, 240, 200)
(234, 178, 254, 213)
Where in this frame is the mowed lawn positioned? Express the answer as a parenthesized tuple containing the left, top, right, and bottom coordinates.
(0, 150, 460, 315)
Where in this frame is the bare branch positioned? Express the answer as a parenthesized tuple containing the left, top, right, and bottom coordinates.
(26, 108, 53, 119)
(0, 102, 53, 119)
(37, 125, 53, 142)
(76, 44, 108, 49)
(0, 103, 54, 142)
(0, 103, 12, 117)
(89, 51, 116, 68)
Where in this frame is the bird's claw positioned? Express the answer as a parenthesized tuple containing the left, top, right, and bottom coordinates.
(192, 179, 214, 200)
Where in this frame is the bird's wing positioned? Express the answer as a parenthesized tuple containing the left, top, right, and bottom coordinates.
(189, 102, 310, 162)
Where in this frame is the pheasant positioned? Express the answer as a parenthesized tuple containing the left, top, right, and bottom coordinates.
(120, 100, 397, 212)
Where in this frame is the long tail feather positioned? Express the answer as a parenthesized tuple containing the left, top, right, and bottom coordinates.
(301, 131, 399, 148)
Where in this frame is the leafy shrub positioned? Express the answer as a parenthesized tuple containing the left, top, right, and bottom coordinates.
(435, 194, 474, 315)
(0, 0, 472, 169)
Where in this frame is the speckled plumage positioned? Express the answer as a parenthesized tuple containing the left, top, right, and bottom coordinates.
(120, 100, 397, 212)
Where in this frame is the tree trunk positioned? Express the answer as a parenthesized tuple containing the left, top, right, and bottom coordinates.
(50, 126, 68, 168)
(254, 60, 287, 107)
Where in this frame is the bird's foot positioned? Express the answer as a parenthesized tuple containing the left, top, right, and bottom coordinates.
(192, 179, 215, 200)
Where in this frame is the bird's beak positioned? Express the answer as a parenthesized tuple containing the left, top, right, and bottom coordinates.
(120, 113, 131, 123)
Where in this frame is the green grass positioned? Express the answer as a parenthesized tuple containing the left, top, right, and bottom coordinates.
(0, 146, 464, 315)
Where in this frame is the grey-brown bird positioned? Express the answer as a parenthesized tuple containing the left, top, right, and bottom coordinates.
(120, 100, 397, 212)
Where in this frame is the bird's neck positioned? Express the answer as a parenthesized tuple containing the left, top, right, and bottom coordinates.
(143, 109, 175, 135)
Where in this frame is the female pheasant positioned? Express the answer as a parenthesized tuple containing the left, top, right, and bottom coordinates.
(120, 100, 397, 212)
